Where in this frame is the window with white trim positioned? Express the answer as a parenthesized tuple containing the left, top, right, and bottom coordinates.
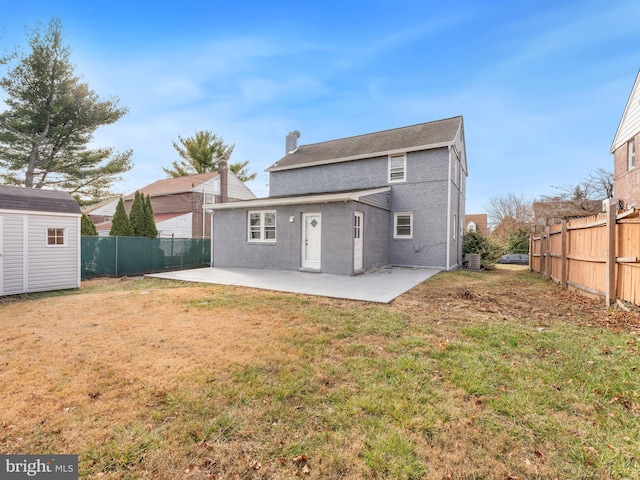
(248, 211, 276, 242)
(388, 154, 406, 183)
(467, 221, 477, 233)
(629, 139, 635, 170)
(47, 228, 65, 246)
(394, 213, 413, 239)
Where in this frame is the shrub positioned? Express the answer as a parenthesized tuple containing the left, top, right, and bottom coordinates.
(462, 231, 503, 269)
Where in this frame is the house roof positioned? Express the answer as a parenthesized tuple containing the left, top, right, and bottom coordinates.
(267, 116, 463, 172)
(205, 187, 391, 210)
(611, 69, 640, 152)
(94, 212, 189, 232)
(0, 185, 81, 214)
(124, 173, 218, 199)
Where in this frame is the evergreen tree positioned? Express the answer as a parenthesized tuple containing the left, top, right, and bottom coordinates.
(144, 194, 158, 238)
(109, 198, 132, 236)
(81, 213, 98, 235)
(162, 130, 255, 182)
(0, 18, 132, 203)
(129, 191, 146, 236)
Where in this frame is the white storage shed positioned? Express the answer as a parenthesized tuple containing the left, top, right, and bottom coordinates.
(0, 185, 81, 295)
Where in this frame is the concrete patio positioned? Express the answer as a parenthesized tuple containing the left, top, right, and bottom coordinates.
(147, 266, 439, 303)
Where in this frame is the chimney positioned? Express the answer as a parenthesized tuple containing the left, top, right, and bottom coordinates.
(218, 157, 228, 203)
(286, 130, 301, 154)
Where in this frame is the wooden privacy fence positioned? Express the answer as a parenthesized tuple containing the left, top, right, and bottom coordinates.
(530, 199, 640, 306)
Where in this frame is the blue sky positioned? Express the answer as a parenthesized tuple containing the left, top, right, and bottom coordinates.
(1, 0, 639, 214)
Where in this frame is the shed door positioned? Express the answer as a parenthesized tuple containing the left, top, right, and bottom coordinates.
(354, 211, 363, 271)
(302, 213, 321, 270)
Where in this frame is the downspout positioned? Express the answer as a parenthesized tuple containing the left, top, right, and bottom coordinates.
(210, 211, 214, 267)
(446, 146, 452, 270)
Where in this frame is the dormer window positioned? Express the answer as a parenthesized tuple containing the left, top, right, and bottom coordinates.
(388, 154, 406, 183)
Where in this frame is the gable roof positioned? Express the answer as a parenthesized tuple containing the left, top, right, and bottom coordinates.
(611, 70, 640, 152)
(0, 185, 81, 214)
(125, 173, 218, 199)
(267, 116, 463, 172)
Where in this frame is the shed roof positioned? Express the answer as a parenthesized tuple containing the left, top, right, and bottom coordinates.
(0, 185, 81, 214)
(267, 116, 463, 172)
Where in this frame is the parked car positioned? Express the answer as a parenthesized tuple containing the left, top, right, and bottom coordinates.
(497, 253, 529, 265)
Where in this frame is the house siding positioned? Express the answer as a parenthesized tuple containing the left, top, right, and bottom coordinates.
(269, 156, 388, 197)
(212, 201, 389, 275)
(269, 147, 454, 269)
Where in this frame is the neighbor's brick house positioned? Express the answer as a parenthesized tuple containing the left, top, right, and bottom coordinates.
(612, 70, 640, 209)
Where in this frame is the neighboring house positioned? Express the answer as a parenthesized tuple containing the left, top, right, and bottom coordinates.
(86, 172, 256, 238)
(0, 185, 81, 295)
(465, 214, 488, 236)
(206, 116, 467, 275)
(532, 199, 603, 226)
(612, 69, 640, 210)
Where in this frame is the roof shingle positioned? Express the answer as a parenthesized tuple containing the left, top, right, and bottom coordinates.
(0, 185, 81, 214)
(268, 116, 462, 171)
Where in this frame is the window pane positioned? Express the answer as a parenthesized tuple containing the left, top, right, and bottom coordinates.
(47, 228, 64, 245)
(396, 215, 411, 237)
(264, 213, 275, 226)
(390, 155, 405, 181)
(264, 228, 276, 240)
(249, 213, 261, 226)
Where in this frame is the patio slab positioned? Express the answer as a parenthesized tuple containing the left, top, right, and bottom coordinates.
(147, 266, 439, 303)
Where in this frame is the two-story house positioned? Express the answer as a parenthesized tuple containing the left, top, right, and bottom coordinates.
(206, 116, 467, 275)
(87, 171, 255, 238)
(612, 69, 640, 210)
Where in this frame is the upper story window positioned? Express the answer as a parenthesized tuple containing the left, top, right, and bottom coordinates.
(248, 211, 276, 242)
(47, 228, 65, 246)
(388, 154, 406, 183)
(394, 212, 413, 239)
(629, 139, 635, 170)
(467, 221, 477, 233)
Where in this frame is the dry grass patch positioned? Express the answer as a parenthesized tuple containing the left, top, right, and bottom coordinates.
(1, 269, 639, 479)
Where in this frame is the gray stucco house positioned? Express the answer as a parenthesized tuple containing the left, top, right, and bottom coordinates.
(0, 185, 81, 295)
(206, 116, 467, 275)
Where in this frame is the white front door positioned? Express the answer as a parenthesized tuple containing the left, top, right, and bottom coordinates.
(354, 211, 363, 271)
(302, 213, 321, 270)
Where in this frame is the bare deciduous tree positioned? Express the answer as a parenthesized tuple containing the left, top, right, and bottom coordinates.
(484, 192, 533, 231)
(540, 168, 614, 211)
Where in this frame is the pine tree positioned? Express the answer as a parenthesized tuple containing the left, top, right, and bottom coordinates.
(109, 198, 132, 236)
(129, 191, 146, 236)
(0, 18, 132, 203)
(81, 213, 98, 235)
(144, 194, 158, 238)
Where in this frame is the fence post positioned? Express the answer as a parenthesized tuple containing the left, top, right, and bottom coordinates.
(606, 198, 617, 306)
(115, 236, 119, 277)
(544, 226, 551, 280)
(561, 220, 568, 290)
